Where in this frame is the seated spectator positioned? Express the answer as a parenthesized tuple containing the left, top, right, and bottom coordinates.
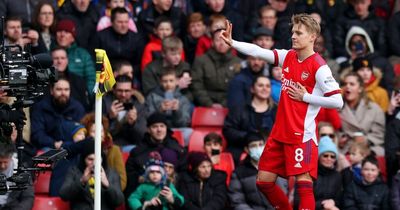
(224, 76, 277, 164)
(55, 19, 96, 92)
(160, 147, 179, 185)
(127, 152, 184, 210)
(229, 132, 287, 210)
(227, 54, 266, 109)
(252, 27, 275, 50)
(177, 152, 227, 210)
(92, 7, 145, 70)
(203, 132, 233, 185)
(30, 78, 85, 150)
(112, 60, 142, 91)
(103, 75, 147, 148)
(59, 139, 124, 210)
(341, 142, 371, 186)
(340, 73, 385, 155)
(0, 0, 41, 25)
(392, 153, 400, 210)
(125, 113, 185, 198)
(0, 141, 34, 209)
(142, 36, 192, 101)
(145, 69, 192, 145)
(183, 12, 207, 65)
(309, 12, 333, 56)
(97, 1, 137, 32)
(351, 56, 389, 112)
(342, 155, 390, 210)
(31, 1, 57, 52)
(247, 5, 278, 42)
(191, 29, 241, 107)
(294, 136, 342, 210)
(51, 47, 92, 111)
(270, 65, 282, 103)
(195, 14, 227, 57)
(80, 112, 127, 191)
(141, 17, 185, 70)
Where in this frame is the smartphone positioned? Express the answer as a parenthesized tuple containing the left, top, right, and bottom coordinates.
(123, 102, 133, 110)
(354, 41, 364, 55)
(164, 91, 174, 100)
(211, 149, 220, 156)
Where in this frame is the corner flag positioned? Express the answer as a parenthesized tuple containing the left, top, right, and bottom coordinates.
(94, 49, 116, 97)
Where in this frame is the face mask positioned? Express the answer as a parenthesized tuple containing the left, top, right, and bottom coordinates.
(249, 146, 264, 161)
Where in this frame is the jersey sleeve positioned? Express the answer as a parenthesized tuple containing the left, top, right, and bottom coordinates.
(315, 65, 341, 96)
(272, 49, 289, 67)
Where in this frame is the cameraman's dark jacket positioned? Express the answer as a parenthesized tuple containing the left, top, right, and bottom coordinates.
(0, 184, 34, 210)
(30, 95, 85, 149)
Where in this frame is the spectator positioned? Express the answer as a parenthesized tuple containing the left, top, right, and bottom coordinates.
(112, 60, 142, 93)
(137, 0, 186, 38)
(57, 0, 100, 49)
(183, 12, 207, 65)
(30, 78, 85, 149)
(227, 55, 266, 109)
(267, 0, 297, 49)
(32, 1, 57, 52)
(229, 132, 287, 210)
(4, 16, 45, 54)
(191, 29, 241, 107)
(252, 27, 275, 50)
(341, 142, 371, 186)
(92, 7, 145, 70)
(388, 11, 400, 57)
(257, 5, 278, 32)
(351, 56, 389, 112)
(177, 151, 227, 210)
(127, 152, 184, 210)
(142, 36, 192, 100)
(0, 142, 34, 209)
(270, 65, 282, 103)
(0, 0, 41, 25)
(55, 19, 96, 93)
(342, 155, 390, 210)
(340, 73, 385, 155)
(59, 139, 124, 210)
(195, 14, 227, 57)
(51, 47, 91, 112)
(309, 12, 334, 58)
(224, 76, 277, 164)
(333, 0, 387, 57)
(141, 17, 185, 70)
(342, 26, 395, 93)
(103, 75, 147, 148)
(392, 155, 400, 210)
(145, 69, 192, 144)
(80, 112, 127, 191)
(314, 35, 340, 81)
(97, 1, 137, 32)
(294, 136, 342, 210)
(125, 112, 185, 197)
(160, 147, 179, 185)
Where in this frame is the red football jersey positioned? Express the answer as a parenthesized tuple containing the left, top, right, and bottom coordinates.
(270, 50, 341, 145)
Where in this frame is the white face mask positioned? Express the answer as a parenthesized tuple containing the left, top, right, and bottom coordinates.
(249, 146, 265, 161)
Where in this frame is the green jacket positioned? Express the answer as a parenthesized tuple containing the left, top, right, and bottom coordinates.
(191, 48, 241, 107)
(128, 182, 184, 210)
(66, 43, 96, 93)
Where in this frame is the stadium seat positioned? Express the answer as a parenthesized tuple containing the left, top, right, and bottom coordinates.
(188, 129, 227, 152)
(34, 171, 51, 195)
(172, 130, 185, 147)
(32, 196, 69, 210)
(191, 107, 228, 129)
(394, 63, 400, 76)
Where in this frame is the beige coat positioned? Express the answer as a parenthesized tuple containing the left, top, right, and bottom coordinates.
(339, 98, 386, 155)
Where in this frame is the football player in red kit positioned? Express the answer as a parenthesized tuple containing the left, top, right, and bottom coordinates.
(220, 14, 343, 210)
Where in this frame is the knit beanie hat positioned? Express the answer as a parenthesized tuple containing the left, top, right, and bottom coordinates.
(318, 136, 338, 158)
(188, 152, 211, 171)
(353, 56, 372, 71)
(144, 151, 167, 184)
(56, 19, 76, 38)
(147, 112, 168, 127)
(160, 147, 178, 167)
(62, 120, 87, 142)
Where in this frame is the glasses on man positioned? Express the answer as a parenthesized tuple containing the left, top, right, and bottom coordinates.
(320, 133, 335, 139)
(322, 154, 336, 159)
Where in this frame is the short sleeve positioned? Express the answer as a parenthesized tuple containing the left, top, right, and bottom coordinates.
(315, 65, 341, 96)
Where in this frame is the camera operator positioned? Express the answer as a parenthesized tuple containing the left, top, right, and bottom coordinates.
(103, 75, 146, 149)
(0, 141, 34, 210)
(0, 91, 26, 127)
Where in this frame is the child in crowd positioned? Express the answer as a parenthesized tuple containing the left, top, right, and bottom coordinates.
(97, 0, 137, 32)
(160, 147, 179, 185)
(342, 155, 390, 209)
(184, 12, 207, 65)
(270, 65, 282, 103)
(112, 59, 142, 93)
(195, 14, 227, 56)
(141, 17, 185, 70)
(341, 142, 371, 186)
(145, 69, 192, 144)
(128, 152, 184, 210)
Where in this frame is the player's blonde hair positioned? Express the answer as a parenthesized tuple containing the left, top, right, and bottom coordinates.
(291, 13, 321, 36)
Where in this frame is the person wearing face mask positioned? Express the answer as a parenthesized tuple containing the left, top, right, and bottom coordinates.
(228, 132, 287, 210)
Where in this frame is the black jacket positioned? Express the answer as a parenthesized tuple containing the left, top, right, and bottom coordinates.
(384, 110, 400, 185)
(389, 11, 400, 56)
(177, 170, 227, 210)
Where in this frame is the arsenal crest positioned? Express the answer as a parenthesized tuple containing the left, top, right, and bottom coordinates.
(301, 71, 310, 81)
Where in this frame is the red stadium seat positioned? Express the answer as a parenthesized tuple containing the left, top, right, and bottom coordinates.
(34, 171, 51, 195)
(377, 156, 387, 182)
(394, 63, 400, 76)
(191, 107, 228, 129)
(32, 196, 69, 210)
(188, 129, 227, 152)
(172, 130, 185, 147)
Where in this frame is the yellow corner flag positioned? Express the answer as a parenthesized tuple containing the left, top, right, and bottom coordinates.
(94, 49, 116, 97)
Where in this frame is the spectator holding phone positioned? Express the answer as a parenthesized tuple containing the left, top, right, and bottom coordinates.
(103, 75, 147, 149)
(145, 69, 192, 145)
(127, 151, 184, 210)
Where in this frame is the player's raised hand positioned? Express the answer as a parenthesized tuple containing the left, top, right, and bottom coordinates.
(287, 82, 308, 101)
(220, 20, 233, 46)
